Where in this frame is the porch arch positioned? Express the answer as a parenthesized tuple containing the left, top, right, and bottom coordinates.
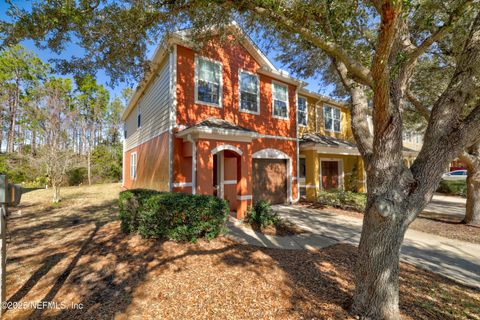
(252, 148, 293, 203)
(252, 148, 289, 159)
(211, 144, 243, 156)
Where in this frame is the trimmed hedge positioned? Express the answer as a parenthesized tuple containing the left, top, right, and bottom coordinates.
(317, 190, 367, 212)
(119, 189, 229, 242)
(437, 180, 467, 197)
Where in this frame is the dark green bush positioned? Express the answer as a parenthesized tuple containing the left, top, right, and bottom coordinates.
(247, 200, 280, 228)
(92, 143, 122, 183)
(317, 190, 367, 212)
(67, 167, 88, 186)
(437, 180, 467, 197)
(119, 189, 229, 242)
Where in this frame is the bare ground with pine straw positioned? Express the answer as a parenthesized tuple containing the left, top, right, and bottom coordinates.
(4, 183, 479, 319)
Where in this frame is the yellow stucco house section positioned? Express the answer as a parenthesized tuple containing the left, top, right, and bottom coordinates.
(297, 89, 419, 201)
(297, 89, 366, 200)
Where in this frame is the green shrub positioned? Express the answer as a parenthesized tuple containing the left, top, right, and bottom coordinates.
(437, 180, 467, 197)
(317, 189, 367, 212)
(247, 200, 280, 228)
(92, 143, 122, 183)
(119, 189, 229, 242)
(67, 167, 88, 186)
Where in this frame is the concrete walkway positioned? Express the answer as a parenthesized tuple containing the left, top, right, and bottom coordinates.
(227, 204, 480, 289)
(424, 193, 466, 218)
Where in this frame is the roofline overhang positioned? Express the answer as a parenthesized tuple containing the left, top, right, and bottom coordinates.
(176, 126, 255, 143)
(298, 88, 348, 108)
(300, 143, 361, 156)
(257, 67, 305, 86)
(121, 36, 174, 121)
(301, 142, 420, 157)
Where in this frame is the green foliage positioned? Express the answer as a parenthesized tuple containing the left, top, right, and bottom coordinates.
(91, 142, 122, 183)
(437, 180, 467, 197)
(247, 200, 280, 228)
(119, 189, 229, 242)
(317, 190, 367, 212)
(67, 167, 87, 186)
(0, 153, 45, 186)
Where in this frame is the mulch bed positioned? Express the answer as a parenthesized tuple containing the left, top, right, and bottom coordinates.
(298, 201, 480, 244)
(5, 184, 480, 319)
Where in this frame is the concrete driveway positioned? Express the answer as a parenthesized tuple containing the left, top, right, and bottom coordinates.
(272, 204, 480, 289)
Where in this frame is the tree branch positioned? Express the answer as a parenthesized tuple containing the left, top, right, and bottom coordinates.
(334, 59, 373, 161)
(406, 90, 430, 120)
(234, 1, 374, 87)
(461, 103, 480, 147)
(405, 0, 473, 67)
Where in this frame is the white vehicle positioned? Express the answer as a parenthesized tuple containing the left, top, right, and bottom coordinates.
(441, 170, 468, 181)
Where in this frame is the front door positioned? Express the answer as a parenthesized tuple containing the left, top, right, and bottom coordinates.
(252, 159, 287, 204)
(321, 161, 339, 190)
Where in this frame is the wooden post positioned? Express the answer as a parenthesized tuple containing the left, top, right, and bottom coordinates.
(0, 204, 5, 315)
(0, 175, 7, 316)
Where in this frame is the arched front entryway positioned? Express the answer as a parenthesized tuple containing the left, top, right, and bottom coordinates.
(252, 148, 292, 204)
(211, 144, 242, 212)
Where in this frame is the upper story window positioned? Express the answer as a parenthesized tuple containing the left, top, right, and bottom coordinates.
(239, 70, 259, 114)
(130, 152, 137, 179)
(195, 56, 222, 107)
(137, 105, 141, 128)
(324, 105, 341, 132)
(297, 96, 308, 127)
(272, 82, 288, 119)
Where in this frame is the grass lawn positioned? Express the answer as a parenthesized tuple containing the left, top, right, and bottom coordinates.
(4, 184, 480, 319)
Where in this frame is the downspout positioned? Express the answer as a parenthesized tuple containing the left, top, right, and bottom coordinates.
(186, 134, 196, 195)
(122, 135, 125, 188)
(168, 44, 177, 192)
(295, 86, 301, 202)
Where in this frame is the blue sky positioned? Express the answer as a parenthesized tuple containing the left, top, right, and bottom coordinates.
(1, 1, 335, 99)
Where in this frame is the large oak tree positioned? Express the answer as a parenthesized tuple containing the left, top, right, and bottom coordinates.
(3, 1, 480, 319)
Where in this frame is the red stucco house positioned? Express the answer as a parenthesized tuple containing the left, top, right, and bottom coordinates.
(122, 24, 303, 218)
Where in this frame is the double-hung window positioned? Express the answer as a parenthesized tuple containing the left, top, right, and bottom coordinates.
(195, 56, 222, 106)
(130, 152, 137, 179)
(272, 82, 288, 119)
(324, 105, 341, 132)
(297, 96, 308, 127)
(239, 70, 259, 113)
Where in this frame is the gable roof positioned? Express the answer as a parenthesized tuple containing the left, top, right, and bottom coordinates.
(122, 22, 305, 120)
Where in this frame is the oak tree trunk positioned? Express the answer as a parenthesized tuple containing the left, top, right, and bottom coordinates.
(353, 203, 406, 320)
(464, 162, 480, 226)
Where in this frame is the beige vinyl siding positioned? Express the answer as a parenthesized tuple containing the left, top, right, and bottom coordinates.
(125, 56, 171, 151)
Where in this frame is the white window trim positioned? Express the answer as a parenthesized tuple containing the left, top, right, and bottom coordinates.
(238, 68, 260, 115)
(297, 95, 308, 127)
(194, 55, 223, 108)
(323, 104, 342, 133)
(272, 80, 289, 120)
(130, 152, 137, 180)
